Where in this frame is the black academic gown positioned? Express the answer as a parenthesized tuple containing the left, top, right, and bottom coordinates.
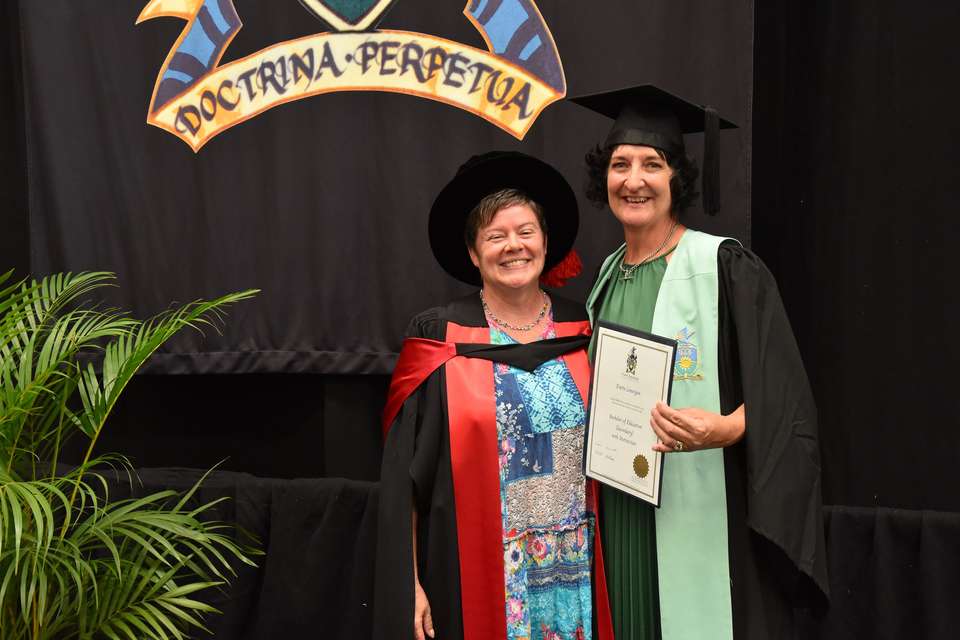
(373, 293, 606, 640)
(694, 242, 829, 638)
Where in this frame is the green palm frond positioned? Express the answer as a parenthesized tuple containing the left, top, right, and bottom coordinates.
(0, 271, 114, 354)
(1, 473, 259, 639)
(0, 271, 261, 638)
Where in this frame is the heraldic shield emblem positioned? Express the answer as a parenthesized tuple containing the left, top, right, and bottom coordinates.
(673, 327, 703, 381)
(298, 0, 399, 31)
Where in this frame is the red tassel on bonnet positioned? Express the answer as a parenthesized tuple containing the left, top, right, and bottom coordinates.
(540, 249, 582, 288)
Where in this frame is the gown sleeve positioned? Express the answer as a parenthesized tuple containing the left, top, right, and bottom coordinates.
(373, 308, 464, 640)
(717, 242, 830, 601)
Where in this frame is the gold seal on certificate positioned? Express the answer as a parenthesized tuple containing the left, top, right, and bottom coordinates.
(633, 454, 649, 479)
(585, 322, 677, 506)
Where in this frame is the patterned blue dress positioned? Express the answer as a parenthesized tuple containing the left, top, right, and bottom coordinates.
(489, 314, 593, 640)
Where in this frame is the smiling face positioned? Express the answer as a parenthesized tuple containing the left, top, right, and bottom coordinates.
(606, 144, 675, 230)
(468, 203, 547, 293)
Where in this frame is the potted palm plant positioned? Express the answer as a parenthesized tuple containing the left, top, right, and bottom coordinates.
(0, 270, 260, 639)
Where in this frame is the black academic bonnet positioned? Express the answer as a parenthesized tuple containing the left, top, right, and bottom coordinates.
(429, 151, 579, 286)
(570, 84, 737, 215)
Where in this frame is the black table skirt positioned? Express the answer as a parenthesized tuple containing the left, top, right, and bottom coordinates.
(817, 506, 960, 640)
(114, 468, 379, 640)
(115, 469, 960, 640)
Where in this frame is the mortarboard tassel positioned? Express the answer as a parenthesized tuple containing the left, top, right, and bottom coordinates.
(703, 106, 721, 215)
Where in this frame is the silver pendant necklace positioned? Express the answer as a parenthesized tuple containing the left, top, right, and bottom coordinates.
(619, 221, 679, 281)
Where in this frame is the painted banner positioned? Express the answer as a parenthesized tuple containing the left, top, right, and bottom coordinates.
(138, 0, 567, 151)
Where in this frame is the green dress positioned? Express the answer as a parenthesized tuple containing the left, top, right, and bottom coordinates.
(592, 251, 673, 640)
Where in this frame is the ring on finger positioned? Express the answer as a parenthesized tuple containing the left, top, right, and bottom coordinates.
(674, 439, 685, 452)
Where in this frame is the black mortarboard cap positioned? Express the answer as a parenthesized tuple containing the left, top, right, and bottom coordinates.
(570, 85, 737, 215)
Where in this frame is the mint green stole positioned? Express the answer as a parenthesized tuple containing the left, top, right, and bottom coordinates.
(587, 230, 736, 640)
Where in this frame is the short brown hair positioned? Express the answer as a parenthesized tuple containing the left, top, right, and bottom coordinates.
(464, 188, 547, 250)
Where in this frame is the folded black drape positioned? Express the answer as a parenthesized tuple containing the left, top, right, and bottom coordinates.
(103, 471, 960, 640)
(816, 506, 960, 640)
(109, 469, 380, 640)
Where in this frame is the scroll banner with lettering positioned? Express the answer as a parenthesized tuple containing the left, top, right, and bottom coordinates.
(138, 0, 566, 151)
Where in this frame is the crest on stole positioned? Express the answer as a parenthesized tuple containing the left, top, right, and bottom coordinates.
(673, 327, 703, 381)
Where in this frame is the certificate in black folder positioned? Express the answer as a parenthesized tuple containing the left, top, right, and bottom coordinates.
(585, 321, 676, 507)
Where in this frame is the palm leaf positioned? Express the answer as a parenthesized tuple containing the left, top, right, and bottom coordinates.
(0, 272, 260, 638)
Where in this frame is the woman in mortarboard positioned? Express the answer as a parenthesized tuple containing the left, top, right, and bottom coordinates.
(374, 152, 614, 640)
(571, 86, 829, 640)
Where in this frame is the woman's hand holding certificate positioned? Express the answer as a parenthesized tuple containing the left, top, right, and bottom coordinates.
(649, 403, 746, 453)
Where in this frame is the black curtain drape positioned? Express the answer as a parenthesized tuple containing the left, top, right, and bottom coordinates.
(753, 0, 960, 513)
(751, 4, 960, 637)
(1, 0, 29, 277)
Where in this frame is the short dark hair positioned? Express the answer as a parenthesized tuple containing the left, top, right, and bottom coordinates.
(464, 188, 547, 249)
(583, 144, 700, 216)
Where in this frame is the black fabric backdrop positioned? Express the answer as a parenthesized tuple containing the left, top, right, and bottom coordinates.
(753, 0, 960, 514)
(2, 0, 29, 277)
(14, 0, 752, 375)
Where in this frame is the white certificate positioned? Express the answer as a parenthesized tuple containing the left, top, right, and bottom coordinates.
(585, 322, 676, 506)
